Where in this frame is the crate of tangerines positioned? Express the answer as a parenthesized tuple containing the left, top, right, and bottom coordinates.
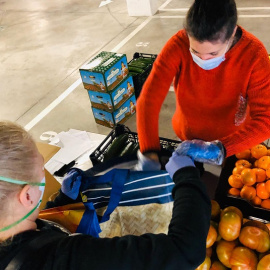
(215, 143, 270, 222)
(196, 200, 270, 269)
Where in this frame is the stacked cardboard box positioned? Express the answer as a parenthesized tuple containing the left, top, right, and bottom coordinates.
(79, 51, 136, 128)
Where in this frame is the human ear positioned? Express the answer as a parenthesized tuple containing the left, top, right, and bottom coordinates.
(232, 26, 238, 36)
(19, 185, 34, 207)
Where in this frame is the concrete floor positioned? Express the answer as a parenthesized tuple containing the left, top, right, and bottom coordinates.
(1, 0, 270, 197)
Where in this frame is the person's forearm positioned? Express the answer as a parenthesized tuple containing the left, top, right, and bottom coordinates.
(136, 70, 168, 153)
(168, 166, 211, 265)
(137, 36, 182, 153)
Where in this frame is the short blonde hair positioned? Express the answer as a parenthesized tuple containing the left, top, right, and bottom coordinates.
(0, 121, 38, 207)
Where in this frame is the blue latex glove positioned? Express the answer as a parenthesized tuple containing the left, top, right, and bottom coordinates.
(134, 151, 161, 171)
(61, 169, 82, 200)
(165, 152, 195, 179)
(175, 139, 225, 165)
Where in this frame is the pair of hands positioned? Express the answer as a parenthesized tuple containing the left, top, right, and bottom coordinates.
(136, 139, 225, 178)
(62, 139, 225, 196)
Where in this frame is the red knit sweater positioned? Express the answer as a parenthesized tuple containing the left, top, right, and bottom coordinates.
(136, 26, 270, 157)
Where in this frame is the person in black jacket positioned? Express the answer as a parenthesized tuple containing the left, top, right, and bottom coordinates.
(0, 120, 211, 270)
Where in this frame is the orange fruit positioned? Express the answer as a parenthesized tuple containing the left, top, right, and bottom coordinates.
(235, 159, 252, 168)
(232, 166, 245, 175)
(229, 246, 258, 269)
(196, 256, 211, 270)
(241, 168, 257, 186)
(257, 156, 270, 170)
(266, 223, 270, 232)
(219, 212, 242, 241)
(240, 185, 256, 201)
(221, 206, 243, 221)
(243, 218, 250, 224)
(256, 183, 270, 200)
(258, 254, 270, 270)
(266, 168, 270, 179)
(206, 224, 218, 248)
(211, 200, 221, 219)
(235, 149, 251, 160)
(210, 260, 228, 270)
(239, 221, 270, 253)
(251, 144, 268, 159)
(267, 149, 270, 156)
(254, 160, 259, 168)
(216, 240, 238, 268)
(266, 180, 270, 193)
(228, 188, 240, 196)
(251, 196, 262, 206)
(206, 247, 212, 258)
(252, 168, 267, 183)
(228, 174, 244, 189)
(261, 199, 270, 209)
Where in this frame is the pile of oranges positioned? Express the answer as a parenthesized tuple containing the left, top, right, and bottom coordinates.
(228, 144, 270, 209)
(196, 201, 270, 270)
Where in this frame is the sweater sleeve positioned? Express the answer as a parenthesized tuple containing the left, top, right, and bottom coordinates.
(221, 47, 270, 156)
(136, 34, 183, 153)
(51, 167, 211, 270)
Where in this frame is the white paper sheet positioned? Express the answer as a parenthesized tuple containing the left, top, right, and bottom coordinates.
(45, 129, 106, 175)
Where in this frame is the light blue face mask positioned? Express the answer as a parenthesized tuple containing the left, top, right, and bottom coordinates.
(0, 175, 45, 232)
(190, 40, 230, 70)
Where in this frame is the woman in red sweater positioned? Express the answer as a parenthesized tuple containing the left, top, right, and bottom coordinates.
(136, 0, 270, 169)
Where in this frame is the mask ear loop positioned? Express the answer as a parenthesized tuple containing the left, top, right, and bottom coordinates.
(0, 176, 45, 186)
(0, 175, 46, 232)
(224, 34, 235, 55)
(0, 203, 40, 232)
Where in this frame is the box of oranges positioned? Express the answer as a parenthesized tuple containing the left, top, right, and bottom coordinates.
(196, 200, 270, 269)
(215, 143, 270, 222)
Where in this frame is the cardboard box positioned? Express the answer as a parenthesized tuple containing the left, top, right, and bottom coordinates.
(126, 0, 158, 16)
(80, 51, 129, 92)
(92, 94, 136, 128)
(88, 75, 135, 112)
(36, 142, 61, 210)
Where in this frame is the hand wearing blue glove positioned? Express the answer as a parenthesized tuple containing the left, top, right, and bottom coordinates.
(175, 139, 225, 165)
(134, 150, 161, 171)
(61, 169, 82, 200)
(165, 152, 195, 179)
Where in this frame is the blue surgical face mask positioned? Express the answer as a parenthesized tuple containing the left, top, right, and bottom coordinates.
(37, 177, 46, 207)
(190, 40, 230, 70)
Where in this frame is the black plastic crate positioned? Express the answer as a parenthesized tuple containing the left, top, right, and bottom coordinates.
(90, 124, 180, 166)
(128, 52, 157, 99)
(215, 155, 270, 223)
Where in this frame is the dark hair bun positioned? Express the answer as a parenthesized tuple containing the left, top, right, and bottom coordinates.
(185, 0, 237, 42)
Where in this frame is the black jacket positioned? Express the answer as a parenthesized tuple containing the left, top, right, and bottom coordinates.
(0, 167, 211, 270)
